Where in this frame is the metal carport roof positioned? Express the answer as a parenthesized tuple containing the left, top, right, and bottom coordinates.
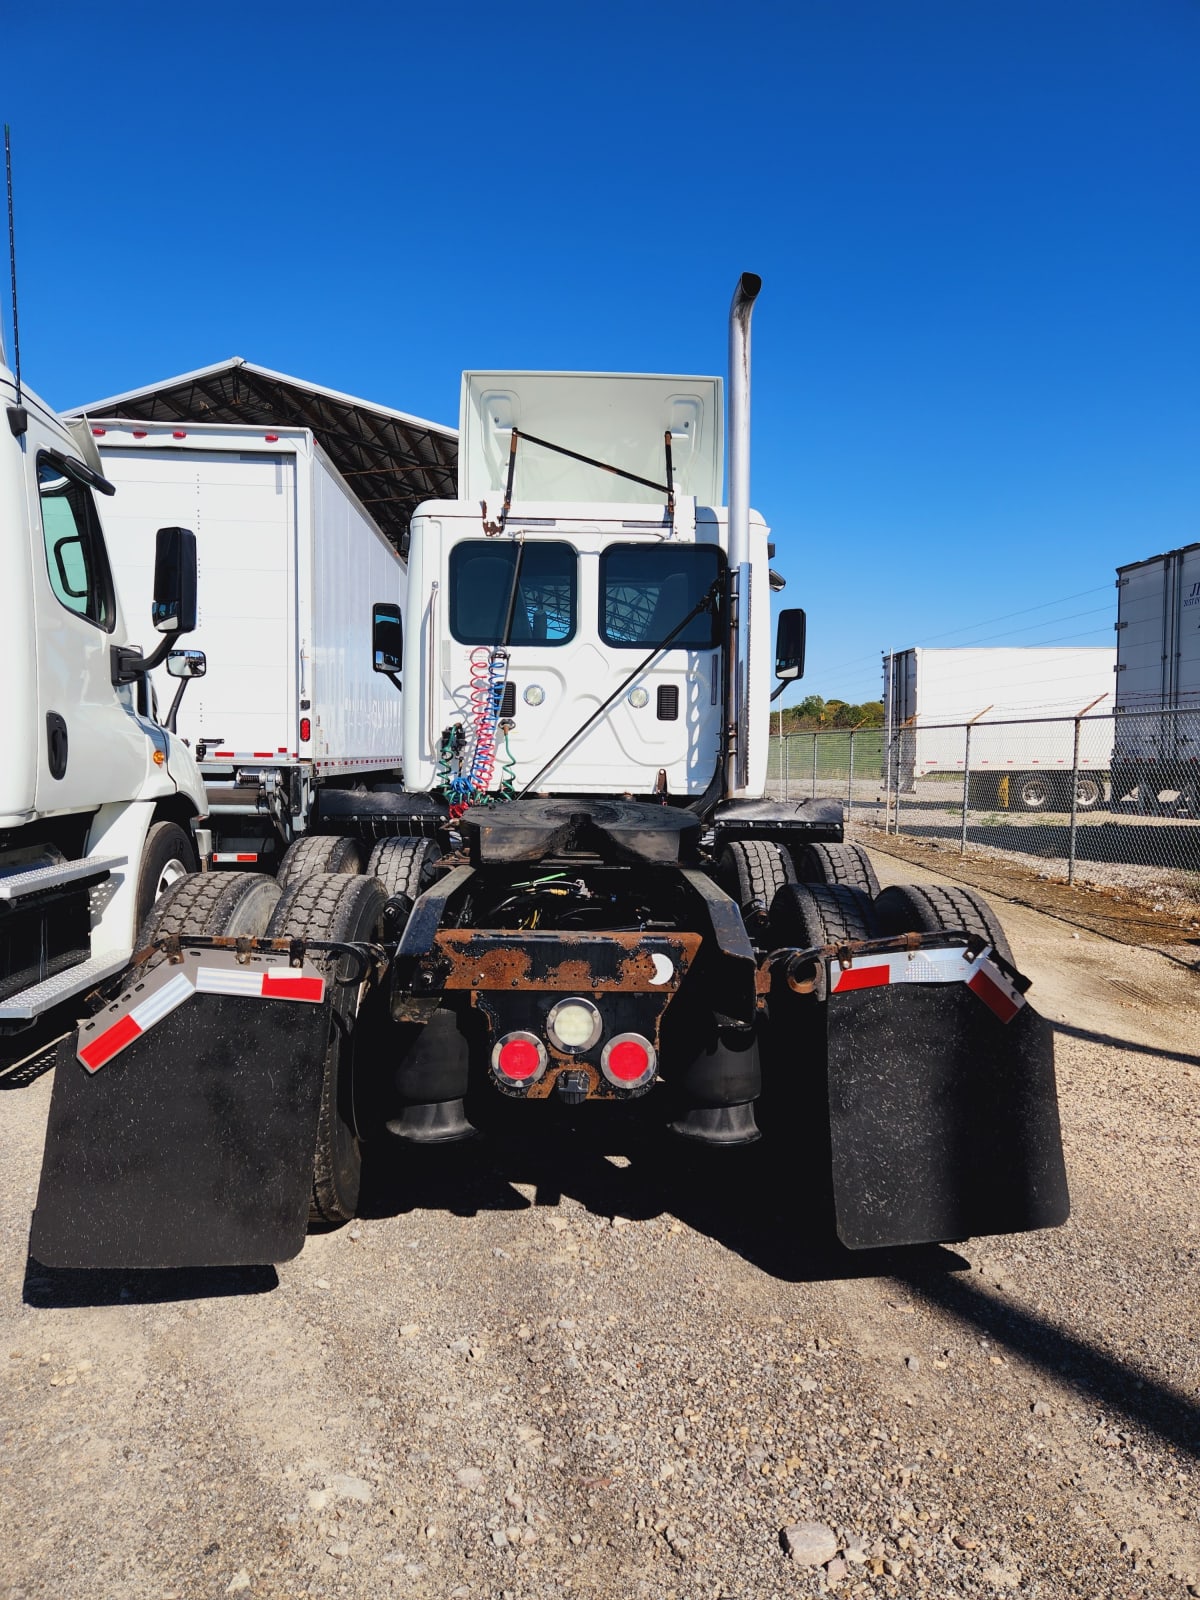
(66, 358, 458, 554)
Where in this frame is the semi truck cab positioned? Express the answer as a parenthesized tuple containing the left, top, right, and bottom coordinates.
(0, 341, 208, 1043)
(402, 369, 773, 803)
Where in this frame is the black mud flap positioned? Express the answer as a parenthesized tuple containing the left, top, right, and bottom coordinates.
(826, 986, 1069, 1249)
(30, 991, 331, 1270)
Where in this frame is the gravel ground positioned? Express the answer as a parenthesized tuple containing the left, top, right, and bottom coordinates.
(2, 850, 1199, 1600)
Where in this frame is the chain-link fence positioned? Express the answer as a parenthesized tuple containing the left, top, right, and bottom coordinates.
(768, 708, 1200, 907)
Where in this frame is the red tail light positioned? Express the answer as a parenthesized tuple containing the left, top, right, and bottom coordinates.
(492, 1032, 547, 1088)
(600, 1033, 656, 1089)
(300, 717, 311, 742)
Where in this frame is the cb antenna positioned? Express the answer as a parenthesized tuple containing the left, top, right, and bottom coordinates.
(5, 123, 22, 406)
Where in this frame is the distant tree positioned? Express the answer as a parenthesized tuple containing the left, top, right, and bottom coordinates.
(775, 695, 884, 732)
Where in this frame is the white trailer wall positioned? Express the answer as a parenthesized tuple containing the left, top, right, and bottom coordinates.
(308, 441, 405, 775)
(98, 443, 296, 758)
(885, 647, 1116, 778)
(96, 427, 405, 774)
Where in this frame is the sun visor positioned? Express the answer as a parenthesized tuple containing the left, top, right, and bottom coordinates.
(459, 372, 723, 508)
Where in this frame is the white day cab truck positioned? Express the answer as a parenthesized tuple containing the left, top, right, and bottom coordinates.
(0, 337, 209, 1065)
(1113, 542, 1200, 814)
(30, 277, 1069, 1273)
(883, 646, 1116, 812)
(83, 421, 414, 876)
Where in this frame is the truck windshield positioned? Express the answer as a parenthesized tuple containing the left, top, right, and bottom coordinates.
(449, 540, 577, 645)
(600, 544, 722, 648)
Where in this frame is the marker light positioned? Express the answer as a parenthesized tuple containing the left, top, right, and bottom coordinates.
(172, 430, 187, 439)
(492, 1031, 548, 1087)
(545, 997, 603, 1053)
(600, 1033, 656, 1089)
(524, 685, 546, 707)
(628, 688, 649, 709)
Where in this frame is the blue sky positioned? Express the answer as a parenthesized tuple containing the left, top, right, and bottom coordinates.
(5, 1, 1197, 704)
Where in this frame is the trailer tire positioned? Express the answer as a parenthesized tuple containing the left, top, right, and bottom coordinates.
(266, 872, 387, 1225)
(768, 882, 881, 947)
(873, 883, 1014, 966)
(1071, 775, 1104, 811)
(1014, 775, 1053, 812)
(276, 834, 365, 892)
(136, 867, 281, 945)
(366, 837, 443, 900)
(134, 822, 197, 933)
(791, 841, 880, 897)
(718, 841, 795, 929)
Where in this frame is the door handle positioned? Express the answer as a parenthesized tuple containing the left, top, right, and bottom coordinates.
(46, 712, 69, 780)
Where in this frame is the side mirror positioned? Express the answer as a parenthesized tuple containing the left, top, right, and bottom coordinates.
(167, 648, 207, 679)
(373, 603, 403, 675)
(775, 607, 806, 681)
(152, 526, 197, 635)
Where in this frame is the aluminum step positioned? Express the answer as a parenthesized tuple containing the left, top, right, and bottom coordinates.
(0, 855, 127, 903)
(0, 955, 130, 1022)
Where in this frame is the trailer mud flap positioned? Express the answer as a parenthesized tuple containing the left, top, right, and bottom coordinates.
(826, 985, 1069, 1249)
(30, 969, 331, 1270)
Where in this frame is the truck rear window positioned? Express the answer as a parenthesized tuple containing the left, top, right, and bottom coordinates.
(449, 540, 577, 645)
(600, 544, 723, 648)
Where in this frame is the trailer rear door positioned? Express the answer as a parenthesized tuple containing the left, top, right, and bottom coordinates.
(99, 447, 297, 760)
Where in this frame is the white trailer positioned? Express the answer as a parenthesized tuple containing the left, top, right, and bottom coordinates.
(1113, 542, 1200, 811)
(884, 646, 1117, 811)
(91, 423, 407, 867)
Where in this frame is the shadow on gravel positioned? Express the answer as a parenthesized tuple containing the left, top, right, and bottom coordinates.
(359, 1099, 970, 1287)
(1054, 1019, 1200, 1068)
(896, 1268, 1200, 1460)
(22, 1259, 279, 1308)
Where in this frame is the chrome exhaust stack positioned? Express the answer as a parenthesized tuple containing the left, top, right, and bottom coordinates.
(725, 271, 761, 796)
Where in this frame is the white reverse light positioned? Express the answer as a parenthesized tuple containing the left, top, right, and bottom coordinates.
(545, 997, 603, 1053)
(628, 688, 649, 709)
(524, 684, 546, 706)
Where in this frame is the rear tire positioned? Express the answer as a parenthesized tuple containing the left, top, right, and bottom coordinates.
(137, 868, 281, 945)
(276, 834, 364, 893)
(1071, 775, 1103, 811)
(366, 837, 443, 900)
(1014, 775, 1053, 812)
(768, 882, 881, 948)
(134, 822, 197, 933)
(265, 872, 387, 1224)
(873, 882, 1014, 966)
(791, 841, 880, 897)
(717, 841, 795, 930)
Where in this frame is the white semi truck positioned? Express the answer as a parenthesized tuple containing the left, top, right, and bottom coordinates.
(1113, 542, 1200, 812)
(30, 277, 1069, 1271)
(83, 422, 410, 873)
(0, 335, 208, 1056)
(883, 646, 1116, 811)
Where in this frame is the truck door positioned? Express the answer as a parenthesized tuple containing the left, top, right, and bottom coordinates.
(31, 451, 150, 813)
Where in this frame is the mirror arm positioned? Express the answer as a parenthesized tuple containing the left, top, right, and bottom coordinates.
(141, 634, 174, 673)
(164, 678, 190, 733)
(383, 671, 402, 695)
(770, 680, 788, 703)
